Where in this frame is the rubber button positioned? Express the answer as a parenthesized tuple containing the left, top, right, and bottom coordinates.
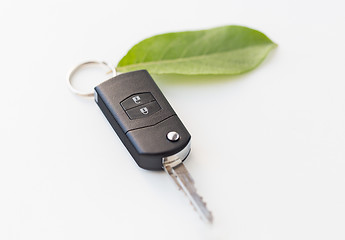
(121, 92, 155, 110)
(126, 101, 161, 120)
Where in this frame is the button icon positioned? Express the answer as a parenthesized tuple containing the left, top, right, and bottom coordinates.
(132, 96, 141, 104)
(140, 107, 149, 115)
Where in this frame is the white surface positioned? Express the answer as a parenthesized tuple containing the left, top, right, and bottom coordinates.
(1, 0, 345, 239)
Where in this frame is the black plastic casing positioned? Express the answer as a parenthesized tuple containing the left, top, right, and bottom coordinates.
(94, 70, 191, 170)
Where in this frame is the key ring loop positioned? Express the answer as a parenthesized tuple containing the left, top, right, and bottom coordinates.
(67, 60, 116, 97)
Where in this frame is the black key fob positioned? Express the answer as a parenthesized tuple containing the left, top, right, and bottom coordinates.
(94, 70, 191, 170)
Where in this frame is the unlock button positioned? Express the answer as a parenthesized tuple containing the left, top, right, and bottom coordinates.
(126, 101, 161, 120)
(121, 92, 155, 110)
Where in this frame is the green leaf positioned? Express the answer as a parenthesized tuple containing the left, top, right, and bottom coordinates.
(116, 25, 277, 75)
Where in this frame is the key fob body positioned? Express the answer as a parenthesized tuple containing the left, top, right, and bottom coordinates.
(94, 70, 191, 170)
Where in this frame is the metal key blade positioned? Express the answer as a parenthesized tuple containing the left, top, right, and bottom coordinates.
(163, 160, 213, 223)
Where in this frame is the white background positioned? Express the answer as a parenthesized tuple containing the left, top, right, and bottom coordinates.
(1, 0, 345, 239)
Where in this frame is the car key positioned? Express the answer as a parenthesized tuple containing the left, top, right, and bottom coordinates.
(94, 69, 213, 223)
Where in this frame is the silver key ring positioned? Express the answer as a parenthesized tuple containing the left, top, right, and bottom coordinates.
(67, 60, 116, 97)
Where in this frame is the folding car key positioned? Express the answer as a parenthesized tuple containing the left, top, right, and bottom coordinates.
(94, 70, 213, 223)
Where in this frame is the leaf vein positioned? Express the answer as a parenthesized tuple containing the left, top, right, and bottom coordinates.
(117, 43, 275, 70)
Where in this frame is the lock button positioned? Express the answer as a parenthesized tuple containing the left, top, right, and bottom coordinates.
(126, 101, 161, 120)
(121, 92, 155, 110)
